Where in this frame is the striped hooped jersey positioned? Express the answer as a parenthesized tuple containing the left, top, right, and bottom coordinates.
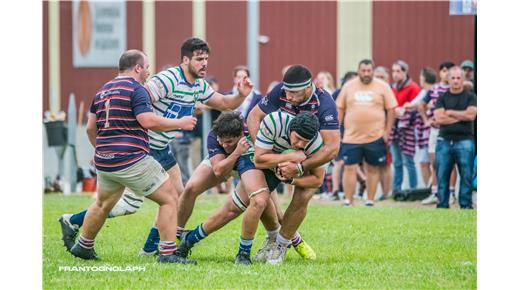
(89, 76, 153, 172)
(256, 111, 324, 157)
(145, 65, 215, 150)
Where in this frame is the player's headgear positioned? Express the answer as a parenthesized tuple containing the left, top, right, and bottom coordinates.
(282, 64, 313, 91)
(289, 112, 319, 140)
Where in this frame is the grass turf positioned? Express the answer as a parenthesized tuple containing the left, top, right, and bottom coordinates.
(43, 193, 476, 289)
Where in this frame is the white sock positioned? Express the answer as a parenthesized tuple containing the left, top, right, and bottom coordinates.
(276, 233, 292, 247)
(267, 226, 280, 241)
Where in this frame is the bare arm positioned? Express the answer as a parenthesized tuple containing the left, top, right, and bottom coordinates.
(301, 129, 340, 171)
(210, 137, 250, 178)
(246, 105, 267, 143)
(204, 77, 253, 111)
(445, 106, 477, 121)
(253, 146, 306, 169)
(136, 112, 197, 132)
(418, 101, 430, 124)
(384, 107, 396, 143)
(291, 166, 326, 188)
(434, 108, 460, 125)
(86, 113, 97, 148)
(335, 85, 347, 127)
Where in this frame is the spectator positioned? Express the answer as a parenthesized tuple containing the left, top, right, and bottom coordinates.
(225, 66, 263, 119)
(415, 62, 458, 205)
(314, 71, 335, 95)
(390, 60, 421, 193)
(374, 66, 391, 84)
(169, 130, 194, 186)
(329, 71, 357, 200)
(373, 66, 393, 199)
(433, 66, 476, 209)
(404, 67, 437, 191)
(461, 60, 475, 93)
(460, 59, 474, 82)
(336, 59, 397, 206)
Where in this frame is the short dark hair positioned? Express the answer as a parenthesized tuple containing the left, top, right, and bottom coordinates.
(282, 65, 313, 91)
(358, 59, 374, 68)
(421, 67, 437, 84)
(181, 37, 210, 61)
(439, 61, 455, 71)
(212, 111, 243, 138)
(233, 65, 250, 78)
(288, 112, 319, 140)
(119, 50, 144, 72)
(341, 71, 358, 86)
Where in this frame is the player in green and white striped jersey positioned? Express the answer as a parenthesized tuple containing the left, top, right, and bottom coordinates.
(256, 111, 324, 156)
(136, 37, 255, 255)
(175, 111, 325, 265)
(59, 38, 255, 259)
(238, 111, 327, 265)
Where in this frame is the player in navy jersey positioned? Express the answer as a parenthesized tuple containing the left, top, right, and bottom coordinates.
(172, 111, 279, 264)
(59, 38, 254, 257)
(67, 50, 197, 264)
(246, 65, 340, 263)
(174, 111, 324, 265)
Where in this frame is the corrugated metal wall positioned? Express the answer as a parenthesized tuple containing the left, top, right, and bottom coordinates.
(373, 1, 475, 82)
(155, 1, 192, 71)
(206, 1, 247, 92)
(56, 1, 143, 115)
(260, 1, 337, 94)
(43, 1, 475, 113)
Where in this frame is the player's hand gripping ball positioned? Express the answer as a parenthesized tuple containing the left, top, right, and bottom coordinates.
(275, 149, 298, 181)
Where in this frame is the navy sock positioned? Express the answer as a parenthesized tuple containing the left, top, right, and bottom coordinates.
(70, 210, 87, 227)
(142, 226, 160, 252)
(186, 224, 207, 245)
(238, 236, 253, 255)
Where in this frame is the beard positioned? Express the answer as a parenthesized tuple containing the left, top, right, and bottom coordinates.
(188, 64, 206, 79)
(361, 76, 372, 84)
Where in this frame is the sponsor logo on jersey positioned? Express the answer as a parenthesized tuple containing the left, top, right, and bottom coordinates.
(325, 114, 334, 122)
(354, 91, 374, 103)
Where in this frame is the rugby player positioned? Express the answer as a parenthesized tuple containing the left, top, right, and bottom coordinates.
(59, 37, 253, 257)
(68, 50, 195, 264)
(246, 64, 340, 264)
(175, 111, 323, 265)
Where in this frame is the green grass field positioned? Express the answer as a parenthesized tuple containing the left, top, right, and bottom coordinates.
(43, 193, 476, 289)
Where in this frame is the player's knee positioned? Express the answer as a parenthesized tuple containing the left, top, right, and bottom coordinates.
(344, 165, 357, 173)
(182, 182, 199, 199)
(250, 194, 269, 211)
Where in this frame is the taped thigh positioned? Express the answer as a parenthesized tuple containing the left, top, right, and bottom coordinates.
(248, 187, 269, 199)
(231, 189, 247, 212)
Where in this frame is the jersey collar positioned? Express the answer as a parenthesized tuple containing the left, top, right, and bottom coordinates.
(178, 65, 196, 87)
(298, 84, 318, 107)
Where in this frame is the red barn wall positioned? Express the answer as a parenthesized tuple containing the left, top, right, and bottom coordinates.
(372, 1, 475, 83)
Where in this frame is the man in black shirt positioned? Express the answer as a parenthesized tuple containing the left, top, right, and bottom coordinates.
(433, 66, 477, 209)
